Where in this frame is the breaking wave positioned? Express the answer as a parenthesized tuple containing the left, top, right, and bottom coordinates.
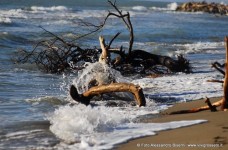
(30, 6, 68, 12)
(174, 41, 225, 55)
(132, 6, 148, 12)
(150, 2, 178, 11)
(47, 105, 206, 150)
(146, 41, 225, 56)
(0, 17, 12, 24)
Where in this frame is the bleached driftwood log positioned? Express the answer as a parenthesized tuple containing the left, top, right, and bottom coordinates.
(70, 83, 146, 106)
(70, 35, 146, 107)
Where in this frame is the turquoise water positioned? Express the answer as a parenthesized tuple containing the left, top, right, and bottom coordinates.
(0, 0, 228, 149)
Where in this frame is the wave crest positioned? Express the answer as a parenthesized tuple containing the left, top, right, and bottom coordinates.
(31, 6, 68, 11)
(0, 17, 12, 24)
(132, 6, 148, 12)
(150, 2, 178, 11)
(167, 2, 178, 11)
(47, 105, 129, 142)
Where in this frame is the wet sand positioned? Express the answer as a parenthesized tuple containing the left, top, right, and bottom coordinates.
(116, 97, 228, 150)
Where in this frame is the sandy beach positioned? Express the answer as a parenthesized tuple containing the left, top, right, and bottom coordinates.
(116, 97, 228, 150)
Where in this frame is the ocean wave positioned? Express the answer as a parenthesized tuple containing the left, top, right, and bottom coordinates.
(167, 2, 178, 11)
(0, 9, 27, 19)
(150, 2, 178, 11)
(30, 6, 68, 12)
(146, 41, 225, 56)
(0, 17, 12, 24)
(132, 6, 148, 12)
(47, 105, 129, 142)
(0, 32, 30, 45)
(174, 41, 225, 55)
(47, 105, 206, 149)
(25, 96, 66, 105)
(70, 9, 107, 19)
(134, 72, 223, 101)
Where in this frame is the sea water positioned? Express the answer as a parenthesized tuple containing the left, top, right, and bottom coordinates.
(0, 0, 228, 149)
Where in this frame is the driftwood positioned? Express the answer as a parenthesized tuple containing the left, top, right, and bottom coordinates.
(70, 83, 146, 106)
(127, 50, 191, 74)
(14, 0, 191, 75)
(176, 2, 228, 15)
(207, 79, 224, 84)
(169, 36, 228, 115)
(205, 97, 217, 112)
(69, 35, 146, 106)
(169, 98, 222, 115)
(211, 62, 225, 76)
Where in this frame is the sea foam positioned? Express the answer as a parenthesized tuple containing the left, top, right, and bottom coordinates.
(133, 72, 223, 101)
(132, 6, 148, 12)
(0, 17, 12, 24)
(167, 2, 178, 11)
(31, 6, 68, 12)
(47, 105, 206, 150)
(150, 2, 178, 11)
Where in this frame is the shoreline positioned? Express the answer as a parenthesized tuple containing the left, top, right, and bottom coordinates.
(116, 97, 228, 150)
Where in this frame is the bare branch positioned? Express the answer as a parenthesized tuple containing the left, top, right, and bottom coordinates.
(212, 62, 225, 76)
(107, 32, 121, 49)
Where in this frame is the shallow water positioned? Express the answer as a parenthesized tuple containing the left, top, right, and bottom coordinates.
(0, 0, 228, 149)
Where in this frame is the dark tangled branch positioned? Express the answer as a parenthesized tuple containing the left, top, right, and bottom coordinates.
(14, 0, 192, 75)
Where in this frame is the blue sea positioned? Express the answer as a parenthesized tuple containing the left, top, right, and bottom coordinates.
(1, 0, 228, 149)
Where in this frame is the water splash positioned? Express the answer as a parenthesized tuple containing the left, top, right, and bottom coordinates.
(73, 62, 130, 94)
(47, 105, 130, 143)
(47, 105, 206, 150)
(167, 2, 178, 11)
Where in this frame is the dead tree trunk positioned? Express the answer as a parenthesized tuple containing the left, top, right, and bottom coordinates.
(221, 36, 228, 111)
(70, 83, 146, 106)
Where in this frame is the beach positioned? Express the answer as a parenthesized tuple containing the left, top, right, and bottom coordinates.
(117, 97, 228, 150)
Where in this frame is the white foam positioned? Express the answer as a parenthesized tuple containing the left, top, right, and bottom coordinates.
(132, 6, 148, 12)
(167, 2, 178, 11)
(31, 6, 68, 12)
(0, 17, 12, 23)
(150, 2, 178, 11)
(68, 9, 107, 19)
(74, 62, 130, 94)
(5, 129, 44, 138)
(0, 9, 27, 19)
(47, 105, 130, 143)
(47, 105, 206, 150)
(174, 42, 224, 55)
(133, 72, 223, 101)
(146, 41, 225, 56)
